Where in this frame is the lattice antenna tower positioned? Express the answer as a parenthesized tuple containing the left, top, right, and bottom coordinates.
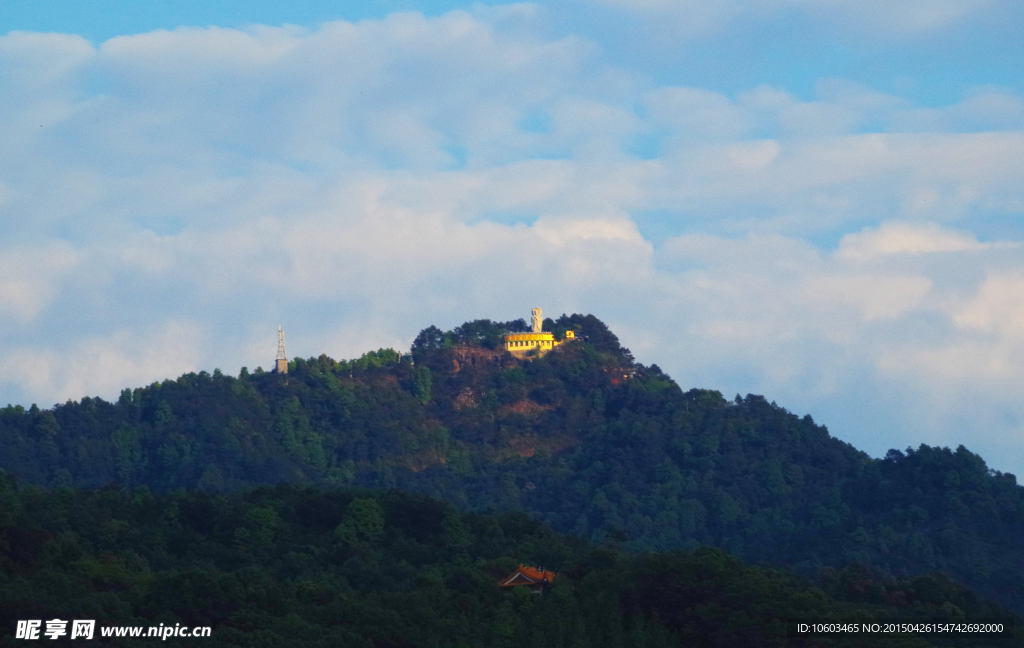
(275, 325, 289, 374)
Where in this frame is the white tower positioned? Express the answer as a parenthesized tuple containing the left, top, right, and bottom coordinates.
(531, 307, 543, 333)
(275, 325, 288, 374)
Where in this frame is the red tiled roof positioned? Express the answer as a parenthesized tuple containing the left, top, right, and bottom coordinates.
(498, 565, 556, 587)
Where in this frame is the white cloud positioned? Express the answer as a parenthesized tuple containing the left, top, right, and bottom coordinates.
(836, 221, 1015, 261)
(0, 322, 201, 406)
(888, 89, 1024, 133)
(804, 274, 933, 321)
(0, 242, 80, 322)
(645, 87, 749, 144)
(954, 273, 1024, 338)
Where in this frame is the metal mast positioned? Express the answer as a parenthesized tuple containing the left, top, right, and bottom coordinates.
(275, 325, 289, 374)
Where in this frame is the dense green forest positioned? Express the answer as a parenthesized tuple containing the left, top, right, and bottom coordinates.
(1, 477, 1018, 647)
(2, 314, 1023, 614)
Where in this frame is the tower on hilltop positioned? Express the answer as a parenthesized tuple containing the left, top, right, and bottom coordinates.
(275, 325, 288, 374)
(504, 307, 574, 358)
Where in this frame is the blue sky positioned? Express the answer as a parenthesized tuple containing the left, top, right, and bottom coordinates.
(1, 0, 1023, 474)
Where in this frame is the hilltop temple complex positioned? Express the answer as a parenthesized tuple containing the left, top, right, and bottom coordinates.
(504, 307, 573, 358)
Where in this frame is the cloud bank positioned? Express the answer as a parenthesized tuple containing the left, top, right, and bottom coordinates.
(1, 7, 1023, 473)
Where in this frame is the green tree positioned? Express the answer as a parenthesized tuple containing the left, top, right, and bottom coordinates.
(335, 497, 385, 545)
(412, 366, 433, 405)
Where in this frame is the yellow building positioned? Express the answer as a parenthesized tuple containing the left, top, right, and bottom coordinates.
(504, 308, 575, 358)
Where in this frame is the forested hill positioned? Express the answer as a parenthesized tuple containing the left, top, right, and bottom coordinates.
(3, 479, 1017, 647)
(2, 314, 1023, 612)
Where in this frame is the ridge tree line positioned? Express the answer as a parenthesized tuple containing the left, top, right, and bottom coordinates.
(1, 315, 1023, 612)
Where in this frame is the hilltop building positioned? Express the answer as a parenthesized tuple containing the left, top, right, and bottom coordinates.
(497, 565, 556, 594)
(503, 307, 574, 358)
(274, 326, 288, 374)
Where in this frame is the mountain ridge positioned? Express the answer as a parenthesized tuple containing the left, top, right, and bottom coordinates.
(1, 314, 1022, 612)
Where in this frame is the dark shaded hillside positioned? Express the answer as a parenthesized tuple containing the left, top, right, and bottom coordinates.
(2, 314, 1023, 611)
(0, 476, 1018, 647)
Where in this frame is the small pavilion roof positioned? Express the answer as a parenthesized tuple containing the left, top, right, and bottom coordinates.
(498, 565, 556, 587)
